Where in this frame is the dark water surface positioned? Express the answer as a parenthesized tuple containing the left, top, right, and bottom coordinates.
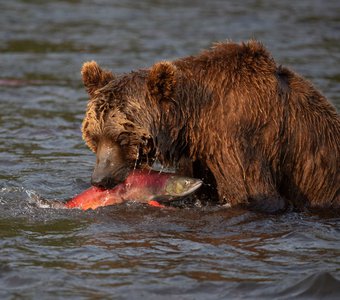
(1, 0, 340, 299)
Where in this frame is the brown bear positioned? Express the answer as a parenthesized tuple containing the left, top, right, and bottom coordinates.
(81, 40, 340, 213)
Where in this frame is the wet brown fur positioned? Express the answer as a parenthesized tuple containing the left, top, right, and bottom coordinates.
(81, 40, 340, 212)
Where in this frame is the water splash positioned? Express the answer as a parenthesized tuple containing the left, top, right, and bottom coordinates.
(26, 190, 66, 209)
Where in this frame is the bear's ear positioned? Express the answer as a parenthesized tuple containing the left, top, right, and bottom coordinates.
(147, 61, 177, 102)
(81, 61, 115, 97)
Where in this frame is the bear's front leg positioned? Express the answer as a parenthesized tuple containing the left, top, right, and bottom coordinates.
(207, 157, 288, 213)
(245, 193, 287, 213)
(242, 159, 289, 213)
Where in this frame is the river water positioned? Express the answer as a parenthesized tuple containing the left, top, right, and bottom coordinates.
(1, 0, 340, 299)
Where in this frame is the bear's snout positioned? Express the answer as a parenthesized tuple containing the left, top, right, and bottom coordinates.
(91, 139, 129, 189)
(91, 171, 114, 189)
(91, 166, 129, 189)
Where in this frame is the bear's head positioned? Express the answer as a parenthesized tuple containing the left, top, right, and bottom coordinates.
(81, 61, 181, 188)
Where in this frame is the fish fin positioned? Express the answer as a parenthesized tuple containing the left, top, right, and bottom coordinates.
(151, 195, 175, 202)
(148, 200, 166, 208)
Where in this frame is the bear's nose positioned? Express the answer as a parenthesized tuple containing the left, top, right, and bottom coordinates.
(91, 173, 117, 189)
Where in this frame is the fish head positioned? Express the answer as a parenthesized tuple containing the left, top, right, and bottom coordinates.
(163, 176, 203, 198)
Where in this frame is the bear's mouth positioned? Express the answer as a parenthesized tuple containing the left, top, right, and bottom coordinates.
(91, 165, 131, 189)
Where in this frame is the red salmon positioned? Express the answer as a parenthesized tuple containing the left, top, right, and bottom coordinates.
(28, 170, 202, 210)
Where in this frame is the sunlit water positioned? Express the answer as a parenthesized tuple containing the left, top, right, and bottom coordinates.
(1, 0, 340, 299)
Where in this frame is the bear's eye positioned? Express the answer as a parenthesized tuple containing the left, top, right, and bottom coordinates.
(124, 123, 135, 131)
(117, 132, 130, 146)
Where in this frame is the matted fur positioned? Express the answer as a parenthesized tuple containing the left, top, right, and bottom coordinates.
(81, 40, 340, 212)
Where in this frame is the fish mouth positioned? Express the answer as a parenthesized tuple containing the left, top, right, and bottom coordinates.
(177, 178, 203, 197)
